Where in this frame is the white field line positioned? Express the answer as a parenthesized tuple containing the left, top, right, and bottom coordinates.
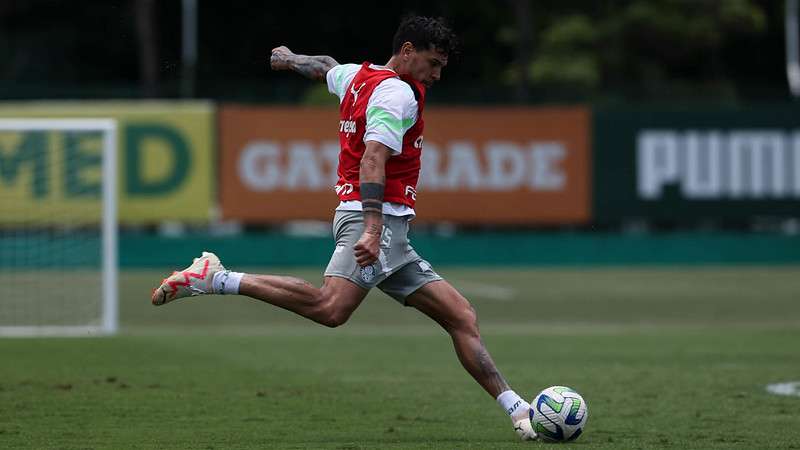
(766, 381, 800, 397)
(448, 279, 517, 301)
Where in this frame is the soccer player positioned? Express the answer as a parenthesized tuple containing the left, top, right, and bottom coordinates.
(151, 15, 536, 441)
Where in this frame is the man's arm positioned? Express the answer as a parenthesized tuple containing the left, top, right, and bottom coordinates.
(353, 141, 392, 267)
(270, 45, 338, 81)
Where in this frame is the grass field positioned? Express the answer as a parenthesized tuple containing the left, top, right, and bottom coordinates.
(2, 266, 800, 449)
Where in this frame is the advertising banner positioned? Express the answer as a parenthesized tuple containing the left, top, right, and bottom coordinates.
(0, 102, 213, 224)
(594, 108, 800, 222)
(220, 106, 591, 224)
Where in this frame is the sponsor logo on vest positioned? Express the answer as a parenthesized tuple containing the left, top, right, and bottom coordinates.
(238, 140, 568, 192)
(404, 185, 417, 200)
(414, 135, 424, 149)
(339, 120, 357, 135)
(334, 183, 354, 195)
(637, 130, 800, 200)
(350, 82, 366, 106)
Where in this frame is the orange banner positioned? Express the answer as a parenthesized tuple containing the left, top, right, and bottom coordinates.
(219, 106, 591, 224)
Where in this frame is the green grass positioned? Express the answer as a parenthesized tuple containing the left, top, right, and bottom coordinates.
(2, 266, 800, 449)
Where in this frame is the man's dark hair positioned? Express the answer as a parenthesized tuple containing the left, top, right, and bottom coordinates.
(392, 15, 458, 56)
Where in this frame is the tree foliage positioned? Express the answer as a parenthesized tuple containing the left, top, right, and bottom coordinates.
(507, 0, 774, 101)
(0, 0, 788, 103)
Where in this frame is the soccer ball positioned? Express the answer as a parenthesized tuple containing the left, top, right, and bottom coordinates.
(529, 386, 588, 442)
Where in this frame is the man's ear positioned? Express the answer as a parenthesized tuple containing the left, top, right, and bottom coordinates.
(401, 41, 415, 57)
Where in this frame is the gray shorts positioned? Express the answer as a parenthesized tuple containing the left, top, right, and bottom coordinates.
(324, 210, 442, 304)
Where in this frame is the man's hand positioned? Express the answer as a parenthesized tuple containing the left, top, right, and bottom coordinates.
(270, 46, 294, 71)
(353, 227, 381, 267)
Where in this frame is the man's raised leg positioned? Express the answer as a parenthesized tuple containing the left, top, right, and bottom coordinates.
(405, 279, 536, 440)
(151, 252, 368, 328)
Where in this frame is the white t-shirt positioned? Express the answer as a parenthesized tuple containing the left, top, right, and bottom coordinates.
(326, 63, 418, 217)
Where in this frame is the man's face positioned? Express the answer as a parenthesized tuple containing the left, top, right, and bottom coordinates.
(401, 44, 448, 88)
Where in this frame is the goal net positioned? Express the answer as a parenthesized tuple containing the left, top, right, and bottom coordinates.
(0, 119, 118, 336)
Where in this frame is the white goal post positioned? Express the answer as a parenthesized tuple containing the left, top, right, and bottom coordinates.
(0, 119, 118, 336)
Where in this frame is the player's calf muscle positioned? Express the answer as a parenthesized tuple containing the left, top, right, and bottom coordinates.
(474, 341, 510, 394)
(239, 274, 319, 307)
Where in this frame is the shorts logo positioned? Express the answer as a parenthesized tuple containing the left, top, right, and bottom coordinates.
(360, 265, 376, 283)
(380, 226, 393, 248)
(418, 261, 431, 272)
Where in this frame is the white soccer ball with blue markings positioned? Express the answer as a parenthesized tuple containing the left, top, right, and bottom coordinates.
(529, 386, 588, 442)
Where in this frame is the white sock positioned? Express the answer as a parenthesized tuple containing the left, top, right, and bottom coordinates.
(212, 270, 243, 295)
(497, 390, 529, 417)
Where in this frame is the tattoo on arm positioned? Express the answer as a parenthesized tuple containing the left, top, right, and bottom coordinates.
(289, 54, 338, 81)
(366, 223, 382, 236)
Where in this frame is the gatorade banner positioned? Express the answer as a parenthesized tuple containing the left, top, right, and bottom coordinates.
(219, 106, 591, 224)
(0, 102, 213, 224)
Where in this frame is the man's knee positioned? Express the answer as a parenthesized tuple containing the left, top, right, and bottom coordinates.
(314, 292, 354, 328)
(318, 305, 351, 328)
(410, 281, 481, 336)
(444, 299, 480, 337)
